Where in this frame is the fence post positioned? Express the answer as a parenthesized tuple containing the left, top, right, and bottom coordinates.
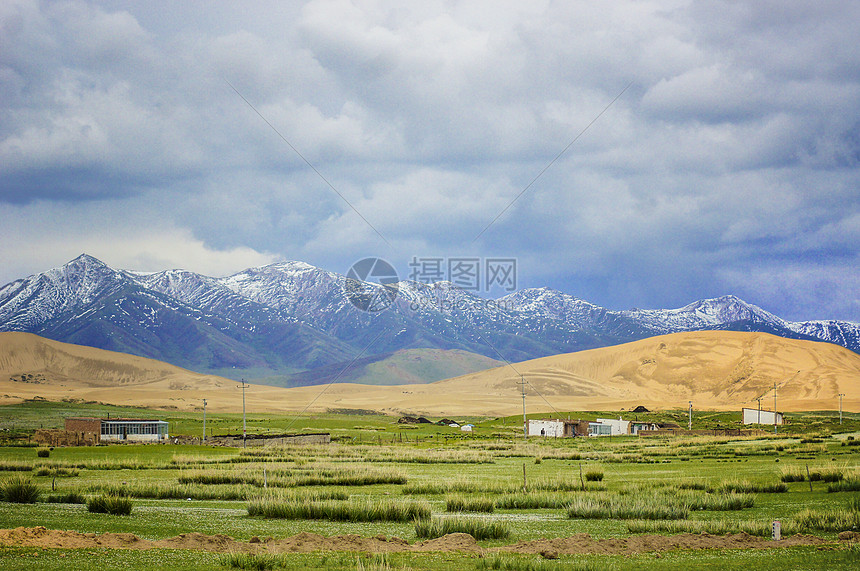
(523, 463, 527, 492)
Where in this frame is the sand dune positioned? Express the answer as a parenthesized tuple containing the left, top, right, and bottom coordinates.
(1, 331, 858, 415)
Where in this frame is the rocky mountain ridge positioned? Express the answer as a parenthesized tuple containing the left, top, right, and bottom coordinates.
(0, 254, 856, 385)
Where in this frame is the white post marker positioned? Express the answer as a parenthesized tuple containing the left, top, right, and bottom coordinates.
(772, 520, 781, 541)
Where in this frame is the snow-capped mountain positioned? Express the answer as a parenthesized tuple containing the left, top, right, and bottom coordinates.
(0, 254, 127, 331)
(620, 295, 787, 332)
(0, 255, 857, 386)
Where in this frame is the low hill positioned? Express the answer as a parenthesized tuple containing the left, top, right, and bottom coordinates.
(267, 349, 503, 387)
(1, 331, 858, 416)
(281, 330, 860, 415)
(0, 332, 285, 413)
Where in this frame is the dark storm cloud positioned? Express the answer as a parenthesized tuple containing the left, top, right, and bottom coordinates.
(0, 0, 858, 321)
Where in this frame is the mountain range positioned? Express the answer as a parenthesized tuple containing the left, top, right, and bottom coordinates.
(0, 254, 857, 386)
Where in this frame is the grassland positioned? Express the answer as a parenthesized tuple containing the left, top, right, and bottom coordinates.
(0, 401, 859, 570)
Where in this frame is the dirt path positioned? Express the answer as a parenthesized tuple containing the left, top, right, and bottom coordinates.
(0, 527, 838, 555)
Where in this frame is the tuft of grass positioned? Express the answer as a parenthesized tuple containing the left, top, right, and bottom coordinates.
(714, 480, 787, 494)
(1, 475, 40, 503)
(218, 552, 284, 570)
(355, 553, 392, 571)
(827, 478, 860, 493)
(567, 494, 689, 520)
(793, 507, 860, 532)
(402, 477, 599, 496)
(781, 469, 806, 482)
(627, 518, 795, 537)
(87, 481, 254, 500)
(818, 468, 846, 483)
(45, 491, 87, 504)
(446, 494, 495, 513)
(0, 461, 33, 472)
(87, 494, 133, 515)
(477, 554, 599, 571)
(495, 492, 573, 510)
(415, 516, 510, 540)
(36, 449, 50, 458)
(35, 466, 79, 477)
(180, 466, 407, 488)
(584, 469, 604, 482)
(247, 498, 430, 522)
(673, 490, 755, 511)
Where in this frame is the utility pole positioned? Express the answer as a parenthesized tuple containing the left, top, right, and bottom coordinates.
(774, 382, 778, 434)
(520, 376, 527, 439)
(202, 398, 207, 444)
(839, 393, 845, 424)
(757, 398, 762, 425)
(237, 379, 247, 447)
(688, 401, 692, 431)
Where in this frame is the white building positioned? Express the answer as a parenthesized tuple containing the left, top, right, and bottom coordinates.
(527, 419, 580, 437)
(594, 418, 630, 436)
(588, 422, 612, 436)
(742, 408, 784, 426)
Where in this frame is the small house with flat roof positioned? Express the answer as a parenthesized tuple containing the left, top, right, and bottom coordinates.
(65, 417, 169, 442)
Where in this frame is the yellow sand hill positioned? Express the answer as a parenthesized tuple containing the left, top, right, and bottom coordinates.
(1, 331, 858, 415)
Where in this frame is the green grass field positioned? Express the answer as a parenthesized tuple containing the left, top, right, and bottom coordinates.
(1, 401, 859, 569)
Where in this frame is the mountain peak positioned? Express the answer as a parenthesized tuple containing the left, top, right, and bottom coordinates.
(65, 253, 110, 268)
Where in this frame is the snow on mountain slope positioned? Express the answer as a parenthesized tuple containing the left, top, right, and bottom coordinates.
(134, 268, 290, 327)
(786, 320, 860, 350)
(0, 254, 129, 331)
(1, 254, 858, 389)
(621, 295, 788, 333)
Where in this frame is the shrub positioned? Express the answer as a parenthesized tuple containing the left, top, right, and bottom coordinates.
(584, 470, 604, 482)
(414, 516, 510, 540)
(36, 449, 50, 458)
(87, 494, 133, 515)
(1, 475, 40, 503)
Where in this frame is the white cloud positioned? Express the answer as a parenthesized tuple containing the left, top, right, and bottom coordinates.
(0, 202, 278, 282)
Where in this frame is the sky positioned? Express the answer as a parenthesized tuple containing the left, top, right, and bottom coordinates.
(1, 0, 859, 322)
